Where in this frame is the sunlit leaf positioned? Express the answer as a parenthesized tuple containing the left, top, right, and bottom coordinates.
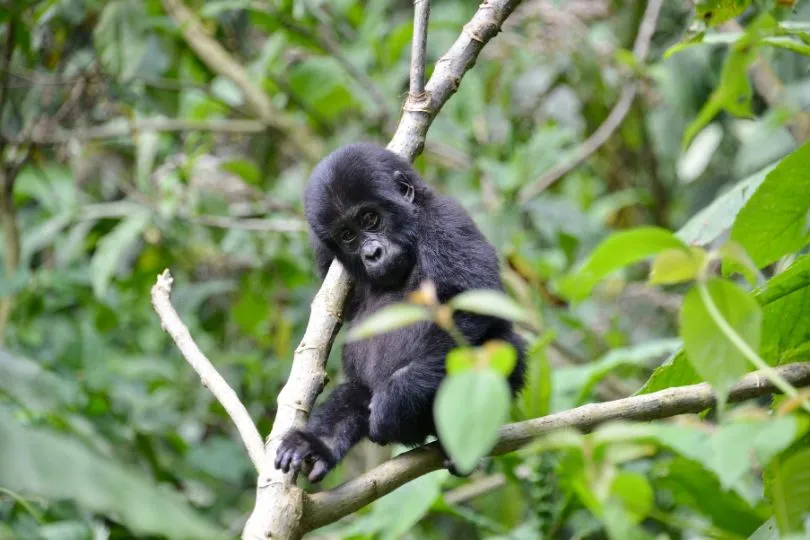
(434, 370, 510, 475)
(345, 304, 430, 341)
(730, 140, 810, 269)
(648, 246, 707, 285)
(695, 0, 753, 27)
(679, 279, 761, 404)
(558, 227, 687, 301)
(449, 289, 528, 323)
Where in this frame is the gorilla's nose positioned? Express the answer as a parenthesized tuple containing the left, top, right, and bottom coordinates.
(362, 241, 383, 264)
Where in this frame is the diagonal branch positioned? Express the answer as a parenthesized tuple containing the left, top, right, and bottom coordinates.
(241, 1, 525, 539)
(150, 270, 265, 471)
(162, 0, 322, 161)
(517, 0, 664, 203)
(304, 361, 810, 530)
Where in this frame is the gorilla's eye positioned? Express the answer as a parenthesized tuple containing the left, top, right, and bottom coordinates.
(340, 229, 356, 243)
(360, 211, 379, 230)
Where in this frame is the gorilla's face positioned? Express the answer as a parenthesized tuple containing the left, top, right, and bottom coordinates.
(304, 144, 422, 289)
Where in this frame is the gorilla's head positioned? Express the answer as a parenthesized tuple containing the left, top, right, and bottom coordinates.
(304, 143, 427, 288)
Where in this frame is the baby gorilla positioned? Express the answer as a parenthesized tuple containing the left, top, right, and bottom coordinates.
(275, 142, 525, 482)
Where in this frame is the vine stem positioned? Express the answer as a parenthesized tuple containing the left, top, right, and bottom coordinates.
(696, 283, 810, 414)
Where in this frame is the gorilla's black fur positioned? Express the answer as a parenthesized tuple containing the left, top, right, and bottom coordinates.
(275, 143, 525, 482)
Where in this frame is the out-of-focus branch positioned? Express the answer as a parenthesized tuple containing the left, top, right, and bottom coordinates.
(0, 18, 20, 344)
(305, 361, 810, 530)
(162, 0, 322, 161)
(241, 2, 525, 539)
(517, 0, 664, 203)
(721, 20, 810, 144)
(2, 118, 267, 145)
(150, 270, 265, 471)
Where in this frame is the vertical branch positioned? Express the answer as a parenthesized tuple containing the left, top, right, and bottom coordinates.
(409, 0, 431, 97)
(242, 2, 524, 538)
(0, 18, 20, 344)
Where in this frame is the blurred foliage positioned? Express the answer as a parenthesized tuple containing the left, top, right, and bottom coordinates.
(1, 0, 809, 538)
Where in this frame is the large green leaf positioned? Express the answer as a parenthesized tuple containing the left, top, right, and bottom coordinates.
(448, 289, 528, 323)
(434, 369, 510, 475)
(679, 279, 762, 403)
(730, 140, 810, 269)
(765, 445, 810, 535)
(639, 256, 810, 393)
(0, 351, 86, 413)
(345, 304, 431, 341)
(557, 227, 686, 301)
(0, 412, 226, 539)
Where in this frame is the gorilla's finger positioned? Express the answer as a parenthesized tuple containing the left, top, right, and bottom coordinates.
(309, 460, 330, 483)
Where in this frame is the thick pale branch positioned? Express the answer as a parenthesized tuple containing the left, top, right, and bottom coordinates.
(162, 0, 322, 161)
(388, 0, 524, 158)
(150, 270, 265, 471)
(304, 361, 810, 530)
(242, 1, 524, 538)
(517, 0, 663, 203)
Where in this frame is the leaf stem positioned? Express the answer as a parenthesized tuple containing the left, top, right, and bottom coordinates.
(696, 283, 810, 413)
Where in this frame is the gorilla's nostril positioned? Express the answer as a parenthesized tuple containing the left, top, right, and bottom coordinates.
(365, 246, 382, 262)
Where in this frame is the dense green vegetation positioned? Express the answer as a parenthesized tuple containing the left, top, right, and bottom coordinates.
(1, 0, 809, 538)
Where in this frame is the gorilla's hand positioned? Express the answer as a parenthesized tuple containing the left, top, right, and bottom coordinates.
(274, 429, 336, 483)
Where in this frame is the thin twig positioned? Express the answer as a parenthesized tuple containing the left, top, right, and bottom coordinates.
(410, 0, 431, 97)
(304, 361, 810, 530)
(150, 270, 265, 471)
(517, 0, 664, 203)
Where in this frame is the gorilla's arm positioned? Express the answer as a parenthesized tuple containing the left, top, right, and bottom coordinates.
(275, 382, 371, 482)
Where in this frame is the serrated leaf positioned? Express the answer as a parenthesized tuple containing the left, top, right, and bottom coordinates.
(648, 246, 707, 285)
(449, 289, 527, 323)
(558, 227, 687, 301)
(730, 140, 810, 269)
(434, 370, 510, 475)
(90, 211, 151, 298)
(0, 412, 226, 539)
(766, 446, 810, 535)
(346, 304, 430, 341)
(679, 279, 761, 404)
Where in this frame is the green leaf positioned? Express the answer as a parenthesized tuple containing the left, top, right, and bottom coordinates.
(517, 333, 553, 420)
(730, 140, 810, 269)
(446, 347, 475, 375)
(0, 351, 86, 413)
(90, 210, 151, 298)
(484, 341, 518, 377)
(345, 304, 430, 341)
(449, 289, 527, 323)
(695, 0, 752, 27)
(636, 349, 699, 394)
(676, 165, 771, 247)
(755, 255, 810, 306)
(679, 279, 761, 403)
(220, 159, 262, 186)
(558, 227, 687, 301)
(766, 446, 810, 535)
(371, 471, 445, 540)
(648, 246, 708, 285)
(94, 0, 150, 80)
(434, 370, 510, 475)
(0, 412, 226, 539)
(610, 472, 653, 523)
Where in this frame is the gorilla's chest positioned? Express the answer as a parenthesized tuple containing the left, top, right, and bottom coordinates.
(342, 289, 428, 389)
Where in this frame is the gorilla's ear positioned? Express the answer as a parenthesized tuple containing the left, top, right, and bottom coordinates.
(394, 170, 415, 203)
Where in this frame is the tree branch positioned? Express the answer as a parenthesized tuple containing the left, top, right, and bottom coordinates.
(2, 118, 267, 145)
(241, 1, 525, 538)
(517, 0, 664, 203)
(304, 361, 810, 530)
(161, 0, 322, 161)
(150, 270, 265, 471)
(409, 0, 431, 97)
